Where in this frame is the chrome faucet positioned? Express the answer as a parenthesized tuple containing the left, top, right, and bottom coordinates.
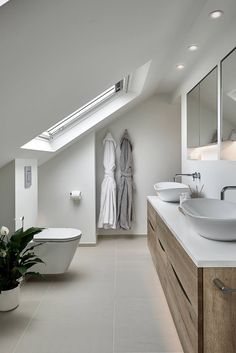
(220, 186, 236, 200)
(174, 172, 201, 183)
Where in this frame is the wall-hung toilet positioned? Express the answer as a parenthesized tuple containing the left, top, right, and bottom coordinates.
(30, 228, 82, 274)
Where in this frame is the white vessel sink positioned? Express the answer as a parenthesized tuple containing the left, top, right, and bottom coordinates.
(181, 198, 236, 241)
(154, 182, 189, 202)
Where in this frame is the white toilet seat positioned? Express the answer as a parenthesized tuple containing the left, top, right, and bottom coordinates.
(34, 228, 82, 243)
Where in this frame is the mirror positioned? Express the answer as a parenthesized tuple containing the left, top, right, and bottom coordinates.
(187, 85, 199, 148)
(187, 67, 218, 149)
(221, 48, 236, 142)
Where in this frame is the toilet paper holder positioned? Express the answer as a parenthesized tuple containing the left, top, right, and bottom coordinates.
(70, 190, 82, 200)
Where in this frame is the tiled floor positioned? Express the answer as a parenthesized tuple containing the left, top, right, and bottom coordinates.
(0, 235, 183, 353)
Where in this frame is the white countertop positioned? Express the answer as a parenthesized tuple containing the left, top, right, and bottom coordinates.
(148, 196, 236, 267)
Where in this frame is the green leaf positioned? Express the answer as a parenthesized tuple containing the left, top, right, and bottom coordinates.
(26, 257, 45, 264)
(9, 227, 44, 253)
(20, 253, 35, 262)
(21, 257, 45, 265)
(23, 260, 44, 269)
(22, 242, 43, 255)
(17, 266, 27, 275)
(0, 227, 45, 290)
(25, 271, 44, 279)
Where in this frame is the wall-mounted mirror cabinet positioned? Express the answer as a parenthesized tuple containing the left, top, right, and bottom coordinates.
(186, 47, 236, 161)
(221, 48, 236, 160)
(187, 67, 218, 149)
(187, 85, 199, 148)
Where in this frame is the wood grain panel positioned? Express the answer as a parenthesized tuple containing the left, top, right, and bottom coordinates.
(147, 202, 157, 231)
(147, 201, 203, 353)
(155, 211, 199, 315)
(203, 268, 236, 353)
(166, 260, 200, 353)
(147, 219, 167, 290)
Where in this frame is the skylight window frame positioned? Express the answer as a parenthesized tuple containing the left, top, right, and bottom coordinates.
(38, 79, 125, 141)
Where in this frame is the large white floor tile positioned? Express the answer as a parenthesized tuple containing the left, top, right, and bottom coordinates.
(1, 235, 183, 353)
(114, 298, 183, 353)
(21, 279, 51, 300)
(115, 235, 148, 252)
(0, 299, 40, 353)
(14, 316, 113, 353)
(97, 235, 117, 250)
(116, 235, 150, 261)
(75, 245, 116, 264)
(35, 295, 114, 322)
(14, 284, 113, 353)
(116, 260, 164, 299)
(44, 267, 115, 301)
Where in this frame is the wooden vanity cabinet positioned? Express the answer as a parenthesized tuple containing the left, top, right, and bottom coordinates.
(203, 268, 236, 353)
(147, 201, 236, 353)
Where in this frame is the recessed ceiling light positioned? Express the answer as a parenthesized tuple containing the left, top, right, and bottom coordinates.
(176, 64, 185, 70)
(188, 44, 198, 51)
(209, 10, 224, 19)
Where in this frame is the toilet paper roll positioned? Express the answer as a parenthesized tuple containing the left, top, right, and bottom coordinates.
(70, 190, 82, 200)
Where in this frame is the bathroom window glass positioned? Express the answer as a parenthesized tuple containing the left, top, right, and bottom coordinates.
(39, 79, 125, 140)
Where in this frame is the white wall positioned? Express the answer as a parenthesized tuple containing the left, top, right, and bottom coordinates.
(96, 94, 181, 235)
(0, 161, 15, 233)
(38, 132, 96, 244)
(15, 159, 38, 230)
(0, 159, 38, 232)
(181, 21, 236, 202)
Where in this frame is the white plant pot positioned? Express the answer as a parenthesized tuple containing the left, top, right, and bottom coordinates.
(0, 285, 20, 312)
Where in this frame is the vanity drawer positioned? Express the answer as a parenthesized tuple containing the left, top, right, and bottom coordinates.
(166, 260, 200, 353)
(203, 268, 236, 353)
(147, 221, 167, 289)
(147, 201, 157, 231)
(147, 221, 158, 267)
(155, 212, 200, 315)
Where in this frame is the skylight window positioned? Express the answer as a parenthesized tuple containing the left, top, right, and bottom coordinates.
(21, 62, 150, 153)
(39, 80, 125, 140)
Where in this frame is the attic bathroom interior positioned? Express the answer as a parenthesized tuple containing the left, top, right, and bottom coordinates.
(1, 1, 236, 353)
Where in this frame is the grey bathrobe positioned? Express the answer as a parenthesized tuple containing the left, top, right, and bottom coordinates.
(117, 130, 133, 230)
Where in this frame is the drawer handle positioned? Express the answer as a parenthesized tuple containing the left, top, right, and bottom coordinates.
(213, 278, 236, 294)
(148, 220, 155, 232)
(171, 264, 191, 304)
(158, 239, 165, 252)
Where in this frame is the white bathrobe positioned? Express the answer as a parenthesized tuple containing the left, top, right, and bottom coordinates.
(98, 132, 117, 229)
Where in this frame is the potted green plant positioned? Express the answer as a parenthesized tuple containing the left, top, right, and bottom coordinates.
(0, 225, 44, 311)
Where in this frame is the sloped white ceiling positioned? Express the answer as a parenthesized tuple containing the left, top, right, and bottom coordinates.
(0, 0, 236, 167)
